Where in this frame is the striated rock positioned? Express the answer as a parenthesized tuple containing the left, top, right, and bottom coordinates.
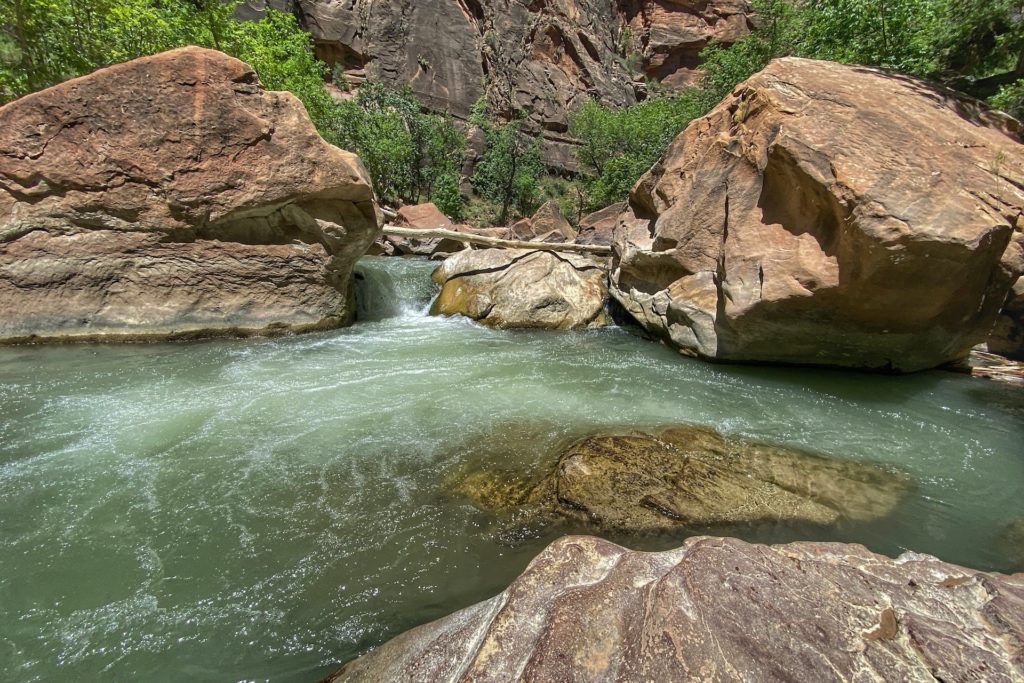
(576, 201, 625, 245)
(452, 424, 910, 532)
(326, 535, 1024, 682)
(990, 277, 1024, 359)
(624, 0, 752, 87)
(245, 0, 752, 170)
(611, 57, 1024, 372)
(0, 47, 379, 343)
(429, 248, 609, 329)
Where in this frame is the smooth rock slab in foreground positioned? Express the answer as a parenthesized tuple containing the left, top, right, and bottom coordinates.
(326, 535, 1024, 682)
(430, 249, 609, 330)
(0, 46, 379, 342)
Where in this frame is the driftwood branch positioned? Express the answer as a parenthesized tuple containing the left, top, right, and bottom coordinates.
(382, 225, 613, 256)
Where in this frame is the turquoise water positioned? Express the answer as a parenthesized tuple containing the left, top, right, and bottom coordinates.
(1, 256, 1021, 681)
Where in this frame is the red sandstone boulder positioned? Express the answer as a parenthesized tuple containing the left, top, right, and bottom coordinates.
(394, 202, 453, 229)
(326, 535, 1024, 681)
(576, 201, 625, 246)
(0, 47, 380, 342)
(611, 57, 1024, 372)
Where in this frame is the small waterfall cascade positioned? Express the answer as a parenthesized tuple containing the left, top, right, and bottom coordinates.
(354, 256, 440, 320)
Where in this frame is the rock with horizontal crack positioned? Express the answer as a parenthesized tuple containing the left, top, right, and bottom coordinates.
(429, 248, 609, 329)
(325, 534, 1024, 682)
(0, 46, 380, 343)
(451, 424, 910, 533)
(611, 57, 1024, 371)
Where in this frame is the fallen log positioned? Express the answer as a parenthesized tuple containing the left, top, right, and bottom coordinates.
(381, 225, 613, 256)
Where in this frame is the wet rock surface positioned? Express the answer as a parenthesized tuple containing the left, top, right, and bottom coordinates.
(0, 47, 380, 343)
(611, 57, 1024, 372)
(326, 534, 1024, 682)
(430, 248, 609, 329)
(451, 424, 911, 533)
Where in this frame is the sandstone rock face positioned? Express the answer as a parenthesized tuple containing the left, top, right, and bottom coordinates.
(611, 58, 1024, 371)
(529, 200, 578, 243)
(241, 0, 751, 170)
(395, 202, 453, 229)
(327, 535, 1024, 682)
(430, 248, 609, 329)
(452, 424, 910, 532)
(990, 278, 1024, 359)
(576, 201, 625, 245)
(0, 47, 380, 343)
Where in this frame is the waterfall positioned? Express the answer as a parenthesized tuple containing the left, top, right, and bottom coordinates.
(354, 256, 440, 321)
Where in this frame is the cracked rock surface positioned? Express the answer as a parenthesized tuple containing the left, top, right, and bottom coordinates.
(429, 248, 609, 329)
(326, 534, 1024, 682)
(0, 46, 380, 343)
(611, 57, 1024, 371)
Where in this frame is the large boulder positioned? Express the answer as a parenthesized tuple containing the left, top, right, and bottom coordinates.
(611, 57, 1024, 372)
(326, 535, 1024, 681)
(0, 47, 380, 343)
(451, 424, 910, 532)
(429, 248, 609, 329)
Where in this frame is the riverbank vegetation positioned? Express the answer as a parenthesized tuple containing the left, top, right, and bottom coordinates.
(4, 0, 1022, 224)
(569, 0, 1024, 212)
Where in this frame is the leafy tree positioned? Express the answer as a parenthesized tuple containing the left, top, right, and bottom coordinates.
(570, 94, 702, 209)
(471, 97, 543, 224)
(326, 83, 465, 208)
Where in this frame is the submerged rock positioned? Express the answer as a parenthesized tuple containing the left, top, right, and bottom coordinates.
(453, 424, 910, 533)
(429, 249, 609, 330)
(326, 535, 1024, 682)
(0, 47, 379, 343)
(611, 57, 1024, 372)
(1003, 519, 1024, 569)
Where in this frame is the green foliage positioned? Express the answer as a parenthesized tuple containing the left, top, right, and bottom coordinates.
(991, 79, 1024, 120)
(571, 0, 1024, 214)
(570, 94, 702, 209)
(471, 100, 543, 224)
(327, 83, 465, 208)
(431, 171, 463, 220)
(698, 0, 1024, 114)
(224, 11, 334, 128)
(538, 177, 587, 226)
(0, 0, 332, 132)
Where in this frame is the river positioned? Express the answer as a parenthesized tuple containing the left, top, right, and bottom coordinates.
(1, 256, 1021, 681)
